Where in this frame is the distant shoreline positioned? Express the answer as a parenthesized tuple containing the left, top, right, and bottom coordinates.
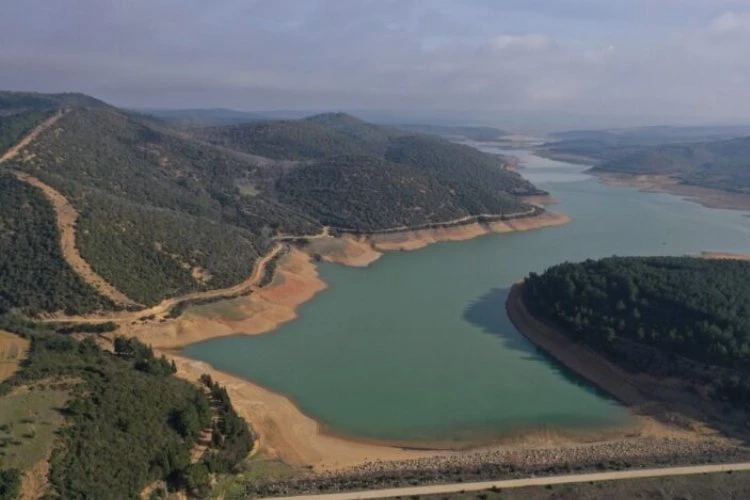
(593, 172, 750, 212)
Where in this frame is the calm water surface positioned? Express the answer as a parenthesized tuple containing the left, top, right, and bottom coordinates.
(184, 149, 750, 444)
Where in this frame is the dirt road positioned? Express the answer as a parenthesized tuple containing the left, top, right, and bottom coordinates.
(0, 111, 65, 164)
(45, 243, 285, 323)
(264, 462, 750, 499)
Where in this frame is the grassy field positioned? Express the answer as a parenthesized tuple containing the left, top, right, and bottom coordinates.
(0, 385, 68, 472)
(417, 471, 750, 499)
(0, 330, 29, 382)
(210, 452, 298, 499)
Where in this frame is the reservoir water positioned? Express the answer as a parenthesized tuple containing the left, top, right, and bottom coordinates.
(184, 149, 750, 445)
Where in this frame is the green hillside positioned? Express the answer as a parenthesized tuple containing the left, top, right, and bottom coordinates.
(592, 136, 750, 193)
(0, 174, 114, 315)
(0, 326, 254, 498)
(1, 93, 546, 311)
(523, 257, 750, 408)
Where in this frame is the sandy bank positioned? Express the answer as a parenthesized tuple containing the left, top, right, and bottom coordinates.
(594, 172, 750, 212)
(368, 211, 570, 252)
(305, 235, 383, 267)
(505, 281, 742, 441)
(700, 252, 750, 261)
(165, 353, 444, 471)
(117, 249, 326, 349)
(505, 282, 646, 406)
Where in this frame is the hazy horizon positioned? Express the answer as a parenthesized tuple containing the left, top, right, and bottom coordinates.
(3, 1, 750, 129)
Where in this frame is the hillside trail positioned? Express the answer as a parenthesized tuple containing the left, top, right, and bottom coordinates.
(0, 110, 139, 307)
(0, 110, 64, 163)
(13, 172, 140, 307)
(44, 242, 285, 324)
(276, 225, 330, 241)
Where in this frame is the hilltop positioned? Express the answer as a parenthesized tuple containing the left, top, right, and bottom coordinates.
(0, 92, 546, 313)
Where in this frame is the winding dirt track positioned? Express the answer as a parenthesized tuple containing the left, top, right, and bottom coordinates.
(265, 462, 750, 500)
(47, 243, 285, 323)
(0, 111, 286, 318)
(0, 110, 138, 306)
(14, 172, 139, 306)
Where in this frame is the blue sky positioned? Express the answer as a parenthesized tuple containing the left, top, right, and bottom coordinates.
(2, 1, 750, 125)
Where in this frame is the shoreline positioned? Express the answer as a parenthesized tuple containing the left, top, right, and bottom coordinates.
(126, 208, 731, 474)
(505, 282, 646, 407)
(593, 172, 750, 212)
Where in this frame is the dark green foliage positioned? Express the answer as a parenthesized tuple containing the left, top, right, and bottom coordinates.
(383, 135, 544, 206)
(19, 108, 317, 304)
(199, 375, 255, 474)
(0, 332, 254, 498)
(0, 91, 108, 114)
(593, 136, 750, 193)
(50, 321, 118, 335)
(0, 110, 52, 152)
(9, 97, 547, 309)
(0, 174, 113, 315)
(525, 257, 750, 369)
(195, 113, 394, 160)
(0, 469, 21, 500)
(277, 156, 471, 230)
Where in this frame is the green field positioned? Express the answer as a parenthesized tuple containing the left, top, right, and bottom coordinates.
(0, 386, 68, 472)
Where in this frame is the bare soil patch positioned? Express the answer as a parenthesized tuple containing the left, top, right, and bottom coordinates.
(0, 330, 29, 382)
(595, 172, 750, 211)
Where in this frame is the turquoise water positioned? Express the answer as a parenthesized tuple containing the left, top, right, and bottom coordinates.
(184, 149, 750, 445)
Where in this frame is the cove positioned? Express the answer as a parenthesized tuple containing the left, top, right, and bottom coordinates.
(183, 149, 750, 445)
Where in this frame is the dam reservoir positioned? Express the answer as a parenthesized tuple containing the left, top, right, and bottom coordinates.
(184, 149, 750, 445)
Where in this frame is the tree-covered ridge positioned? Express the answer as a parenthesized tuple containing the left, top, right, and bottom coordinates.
(194, 116, 393, 161)
(18, 108, 319, 305)
(0, 91, 108, 114)
(5, 94, 547, 309)
(0, 173, 113, 315)
(524, 257, 750, 370)
(0, 326, 254, 498)
(592, 136, 750, 194)
(277, 155, 471, 230)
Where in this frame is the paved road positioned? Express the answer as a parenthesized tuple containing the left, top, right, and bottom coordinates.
(263, 462, 750, 499)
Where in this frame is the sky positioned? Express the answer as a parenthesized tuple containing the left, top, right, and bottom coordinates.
(2, 0, 750, 127)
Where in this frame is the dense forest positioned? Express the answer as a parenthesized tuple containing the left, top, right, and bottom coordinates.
(523, 257, 750, 406)
(0, 174, 114, 315)
(0, 325, 255, 498)
(0, 92, 545, 311)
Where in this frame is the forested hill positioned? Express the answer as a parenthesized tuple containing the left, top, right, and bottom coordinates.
(525, 257, 750, 369)
(590, 136, 750, 194)
(0, 92, 545, 312)
(523, 257, 750, 408)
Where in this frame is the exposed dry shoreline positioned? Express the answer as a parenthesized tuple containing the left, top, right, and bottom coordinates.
(594, 172, 750, 211)
(120, 208, 738, 475)
(111, 209, 579, 471)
